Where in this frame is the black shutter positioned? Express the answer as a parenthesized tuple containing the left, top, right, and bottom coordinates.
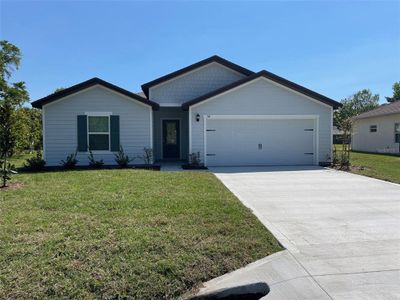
(77, 115, 87, 152)
(110, 115, 120, 151)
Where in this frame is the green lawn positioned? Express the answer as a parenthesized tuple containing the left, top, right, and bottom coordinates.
(334, 145, 400, 184)
(8, 152, 35, 168)
(0, 168, 281, 299)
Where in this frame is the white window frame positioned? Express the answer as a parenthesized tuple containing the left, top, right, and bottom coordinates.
(86, 113, 111, 153)
(395, 123, 400, 143)
(370, 125, 377, 133)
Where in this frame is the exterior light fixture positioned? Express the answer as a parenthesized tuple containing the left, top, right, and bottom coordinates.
(196, 113, 200, 122)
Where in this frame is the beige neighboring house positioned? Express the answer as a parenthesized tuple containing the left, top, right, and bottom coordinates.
(352, 101, 400, 154)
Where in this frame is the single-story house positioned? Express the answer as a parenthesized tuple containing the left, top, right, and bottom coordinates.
(333, 126, 345, 144)
(352, 101, 400, 154)
(31, 55, 341, 167)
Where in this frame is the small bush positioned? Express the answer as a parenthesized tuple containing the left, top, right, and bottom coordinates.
(339, 150, 350, 169)
(88, 150, 104, 168)
(114, 146, 132, 168)
(1, 160, 17, 187)
(140, 147, 153, 165)
(24, 151, 46, 171)
(61, 151, 78, 169)
(188, 152, 201, 166)
(332, 144, 351, 170)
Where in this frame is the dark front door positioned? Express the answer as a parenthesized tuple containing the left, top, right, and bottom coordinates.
(162, 120, 180, 159)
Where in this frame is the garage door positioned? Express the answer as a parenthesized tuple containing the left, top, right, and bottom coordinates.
(205, 118, 315, 166)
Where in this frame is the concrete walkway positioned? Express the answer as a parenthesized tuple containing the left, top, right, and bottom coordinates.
(199, 166, 400, 299)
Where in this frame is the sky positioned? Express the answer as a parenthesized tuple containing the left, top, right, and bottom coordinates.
(1, 0, 399, 105)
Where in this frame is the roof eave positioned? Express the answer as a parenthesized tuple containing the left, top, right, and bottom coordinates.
(353, 111, 400, 121)
(141, 55, 254, 97)
(31, 77, 160, 110)
(182, 71, 341, 110)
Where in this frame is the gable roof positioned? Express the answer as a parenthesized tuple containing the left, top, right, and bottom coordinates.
(141, 55, 254, 98)
(31, 77, 159, 110)
(353, 101, 400, 120)
(181, 70, 342, 110)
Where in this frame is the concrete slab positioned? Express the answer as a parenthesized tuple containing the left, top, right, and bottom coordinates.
(315, 270, 400, 300)
(205, 166, 400, 299)
(196, 251, 331, 300)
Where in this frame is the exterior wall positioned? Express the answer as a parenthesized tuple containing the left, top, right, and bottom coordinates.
(149, 62, 246, 105)
(189, 78, 333, 164)
(153, 107, 189, 161)
(352, 114, 400, 153)
(43, 85, 152, 166)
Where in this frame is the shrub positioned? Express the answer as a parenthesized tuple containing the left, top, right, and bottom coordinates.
(140, 147, 153, 165)
(339, 150, 350, 169)
(88, 150, 104, 168)
(114, 146, 132, 168)
(188, 152, 201, 166)
(24, 151, 46, 171)
(0, 160, 17, 187)
(332, 144, 351, 170)
(61, 150, 78, 169)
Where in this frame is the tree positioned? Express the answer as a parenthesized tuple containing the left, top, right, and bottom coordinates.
(385, 82, 400, 103)
(53, 87, 65, 93)
(14, 107, 42, 152)
(334, 89, 379, 130)
(0, 40, 29, 187)
(0, 40, 21, 80)
(333, 89, 379, 169)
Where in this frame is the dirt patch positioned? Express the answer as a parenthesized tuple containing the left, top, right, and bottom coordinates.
(350, 165, 367, 171)
(0, 182, 25, 191)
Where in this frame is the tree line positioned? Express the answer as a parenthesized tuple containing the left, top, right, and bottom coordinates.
(0, 41, 41, 187)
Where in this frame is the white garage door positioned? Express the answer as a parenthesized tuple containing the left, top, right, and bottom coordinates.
(205, 117, 315, 166)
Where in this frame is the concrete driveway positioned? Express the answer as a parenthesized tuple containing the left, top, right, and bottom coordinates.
(208, 166, 400, 299)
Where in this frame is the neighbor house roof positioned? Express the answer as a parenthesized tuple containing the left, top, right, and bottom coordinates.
(141, 55, 255, 98)
(181, 70, 342, 110)
(353, 101, 400, 120)
(31, 77, 159, 110)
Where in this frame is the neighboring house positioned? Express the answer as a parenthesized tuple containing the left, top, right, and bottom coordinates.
(333, 126, 344, 144)
(31, 55, 341, 167)
(352, 101, 400, 154)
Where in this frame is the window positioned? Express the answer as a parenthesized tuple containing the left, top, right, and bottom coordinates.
(369, 125, 377, 133)
(88, 116, 110, 151)
(395, 123, 400, 143)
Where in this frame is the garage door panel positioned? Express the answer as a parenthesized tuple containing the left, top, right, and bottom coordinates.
(206, 118, 314, 166)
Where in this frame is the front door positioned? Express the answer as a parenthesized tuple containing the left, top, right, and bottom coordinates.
(162, 120, 180, 159)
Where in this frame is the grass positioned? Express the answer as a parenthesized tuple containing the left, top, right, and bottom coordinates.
(0, 167, 282, 299)
(7, 152, 35, 168)
(333, 144, 400, 184)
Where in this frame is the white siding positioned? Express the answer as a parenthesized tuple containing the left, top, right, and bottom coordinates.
(190, 78, 333, 165)
(206, 118, 315, 166)
(43, 85, 152, 166)
(352, 114, 400, 153)
(149, 62, 246, 105)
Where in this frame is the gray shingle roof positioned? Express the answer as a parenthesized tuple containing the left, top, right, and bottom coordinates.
(353, 101, 400, 120)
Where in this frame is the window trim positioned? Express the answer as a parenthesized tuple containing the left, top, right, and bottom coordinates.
(369, 125, 377, 133)
(87, 114, 111, 152)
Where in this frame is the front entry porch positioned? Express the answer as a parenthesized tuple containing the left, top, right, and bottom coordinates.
(153, 107, 189, 162)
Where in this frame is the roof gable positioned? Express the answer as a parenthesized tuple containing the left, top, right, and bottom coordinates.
(182, 70, 342, 110)
(141, 55, 254, 97)
(353, 101, 400, 120)
(31, 77, 159, 110)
